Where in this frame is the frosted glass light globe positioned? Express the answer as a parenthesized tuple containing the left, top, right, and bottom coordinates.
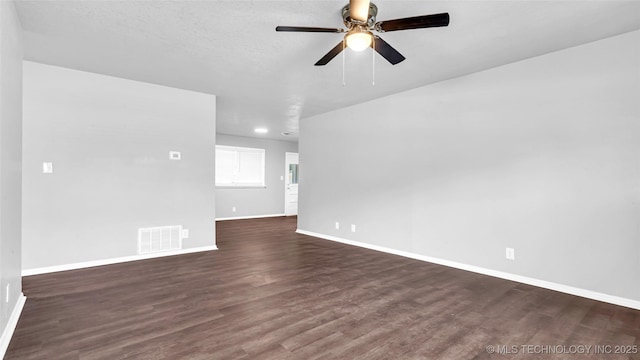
(346, 32, 372, 52)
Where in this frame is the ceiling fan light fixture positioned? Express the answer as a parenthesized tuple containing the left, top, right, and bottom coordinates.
(345, 28, 372, 52)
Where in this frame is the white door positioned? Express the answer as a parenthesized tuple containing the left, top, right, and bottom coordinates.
(285, 152, 299, 216)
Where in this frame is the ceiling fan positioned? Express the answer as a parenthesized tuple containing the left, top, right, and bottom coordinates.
(276, 0, 450, 66)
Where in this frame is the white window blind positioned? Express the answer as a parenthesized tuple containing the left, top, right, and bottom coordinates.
(215, 145, 265, 187)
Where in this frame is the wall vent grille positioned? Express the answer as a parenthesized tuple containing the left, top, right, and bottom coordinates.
(138, 225, 183, 254)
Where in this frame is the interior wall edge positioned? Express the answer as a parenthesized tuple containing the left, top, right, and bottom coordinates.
(296, 229, 640, 311)
(21, 245, 218, 277)
(0, 293, 26, 359)
(215, 214, 286, 221)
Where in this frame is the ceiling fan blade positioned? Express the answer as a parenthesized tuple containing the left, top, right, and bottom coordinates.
(276, 26, 345, 33)
(376, 13, 450, 32)
(349, 0, 370, 23)
(315, 41, 345, 66)
(371, 36, 405, 65)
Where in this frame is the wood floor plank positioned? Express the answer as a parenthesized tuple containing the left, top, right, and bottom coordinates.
(6, 216, 640, 359)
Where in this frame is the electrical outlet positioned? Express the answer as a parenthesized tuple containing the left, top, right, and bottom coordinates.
(232, 207, 236, 212)
(351, 224, 356, 233)
(181, 229, 189, 239)
(505, 248, 515, 260)
(335, 222, 340, 230)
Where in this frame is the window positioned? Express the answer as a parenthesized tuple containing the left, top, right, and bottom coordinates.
(215, 145, 265, 187)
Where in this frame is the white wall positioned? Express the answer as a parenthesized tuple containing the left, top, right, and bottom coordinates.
(299, 30, 640, 304)
(22, 62, 216, 271)
(0, 0, 24, 353)
(216, 134, 297, 219)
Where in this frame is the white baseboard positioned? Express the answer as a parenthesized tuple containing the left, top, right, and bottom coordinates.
(296, 229, 640, 311)
(216, 213, 286, 221)
(0, 293, 26, 359)
(22, 245, 218, 277)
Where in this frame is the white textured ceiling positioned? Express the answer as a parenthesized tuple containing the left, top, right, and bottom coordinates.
(14, 0, 640, 142)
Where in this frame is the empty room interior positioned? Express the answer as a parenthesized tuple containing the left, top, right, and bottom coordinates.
(1, 0, 640, 359)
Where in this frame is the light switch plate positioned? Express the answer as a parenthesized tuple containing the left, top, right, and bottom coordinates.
(42, 162, 53, 174)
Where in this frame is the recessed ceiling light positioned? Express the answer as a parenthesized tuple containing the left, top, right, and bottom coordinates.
(254, 128, 268, 134)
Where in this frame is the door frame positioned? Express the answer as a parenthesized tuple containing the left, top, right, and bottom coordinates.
(284, 152, 299, 216)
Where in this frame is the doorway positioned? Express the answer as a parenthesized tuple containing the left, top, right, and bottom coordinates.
(285, 152, 299, 216)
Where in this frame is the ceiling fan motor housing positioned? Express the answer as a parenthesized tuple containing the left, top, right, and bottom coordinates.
(342, 3, 378, 29)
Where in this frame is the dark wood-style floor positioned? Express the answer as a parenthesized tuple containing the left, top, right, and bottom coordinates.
(6, 217, 640, 359)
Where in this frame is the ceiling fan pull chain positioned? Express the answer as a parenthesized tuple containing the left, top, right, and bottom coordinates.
(342, 40, 346, 86)
(372, 37, 376, 86)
